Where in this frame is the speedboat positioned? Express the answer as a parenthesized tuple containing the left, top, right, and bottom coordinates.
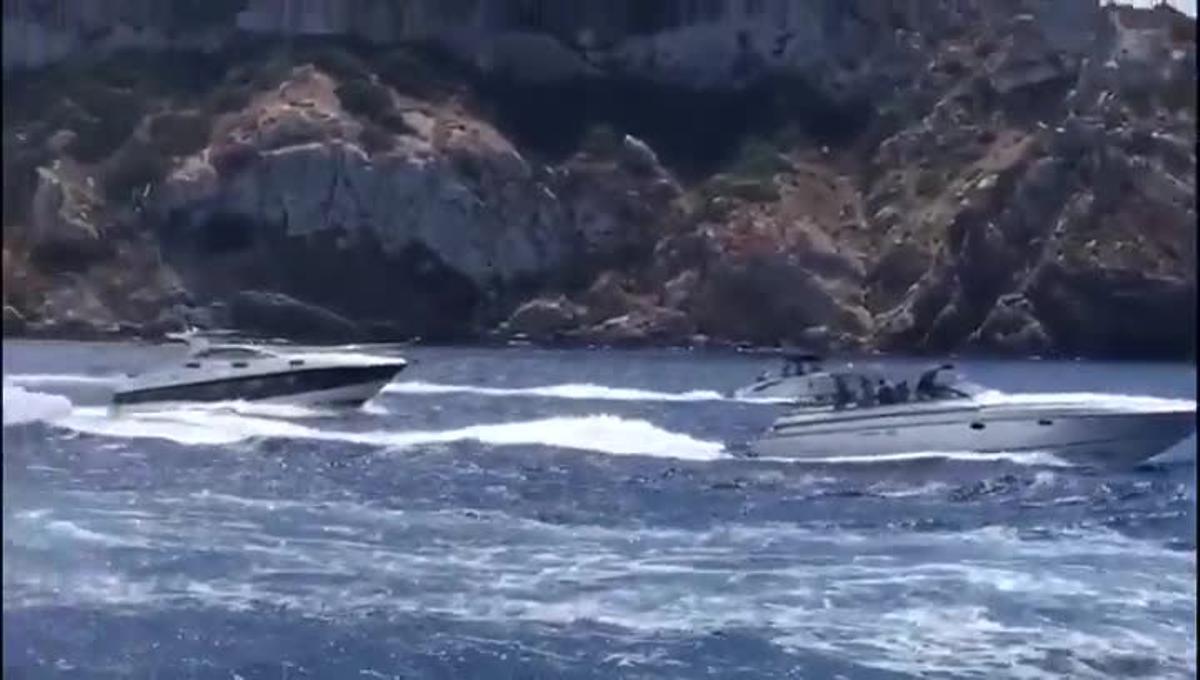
(747, 363, 1196, 467)
(111, 332, 407, 410)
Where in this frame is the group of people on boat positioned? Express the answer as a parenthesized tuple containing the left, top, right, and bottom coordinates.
(829, 366, 949, 410)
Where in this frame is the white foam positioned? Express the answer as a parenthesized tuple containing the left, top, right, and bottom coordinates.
(2, 384, 74, 426)
(384, 380, 725, 402)
(56, 409, 727, 461)
(356, 415, 727, 460)
(60, 406, 318, 446)
(7, 507, 1193, 678)
(5, 373, 119, 387)
(975, 389, 1196, 413)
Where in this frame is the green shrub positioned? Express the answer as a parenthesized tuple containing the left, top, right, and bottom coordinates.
(360, 123, 396, 154)
(3, 142, 50, 226)
(149, 111, 212, 157)
(378, 48, 444, 98)
(310, 47, 371, 83)
(63, 83, 145, 162)
(250, 52, 297, 91)
(335, 78, 392, 120)
(210, 85, 254, 113)
(102, 142, 169, 202)
(167, 0, 249, 31)
(707, 174, 780, 203)
(210, 141, 259, 177)
(915, 169, 942, 197)
(729, 137, 790, 180)
(375, 109, 415, 135)
(580, 123, 622, 157)
(88, 54, 143, 89)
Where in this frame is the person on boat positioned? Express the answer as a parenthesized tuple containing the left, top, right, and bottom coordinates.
(876, 379, 897, 405)
(915, 369, 938, 400)
(832, 374, 853, 409)
(857, 376, 876, 407)
(894, 380, 910, 403)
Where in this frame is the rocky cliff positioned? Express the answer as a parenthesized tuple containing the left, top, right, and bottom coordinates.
(2, 0, 1195, 357)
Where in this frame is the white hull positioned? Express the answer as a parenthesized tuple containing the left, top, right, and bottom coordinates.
(751, 403, 1195, 466)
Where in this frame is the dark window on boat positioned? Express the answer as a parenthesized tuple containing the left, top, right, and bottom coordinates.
(185, 362, 201, 368)
(1037, 419, 1053, 426)
(231, 361, 248, 368)
(970, 422, 986, 430)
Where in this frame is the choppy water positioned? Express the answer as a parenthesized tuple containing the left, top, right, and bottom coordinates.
(3, 341, 1196, 679)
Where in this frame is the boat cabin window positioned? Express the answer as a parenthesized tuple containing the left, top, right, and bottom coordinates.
(191, 347, 268, 360)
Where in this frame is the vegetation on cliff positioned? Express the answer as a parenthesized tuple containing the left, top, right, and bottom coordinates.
(2, 3, 1195, 358)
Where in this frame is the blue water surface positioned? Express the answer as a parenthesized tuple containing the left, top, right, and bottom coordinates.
(3, 342, 1196, 679)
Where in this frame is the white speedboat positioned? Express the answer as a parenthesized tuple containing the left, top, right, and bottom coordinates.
(111, 332, 407, 410)
(748, 364, 1196, 467)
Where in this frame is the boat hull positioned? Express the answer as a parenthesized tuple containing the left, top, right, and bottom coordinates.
(112, 363, 405, 409)
(751, 406, 1196, 467)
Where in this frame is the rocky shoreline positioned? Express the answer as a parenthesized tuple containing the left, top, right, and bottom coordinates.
(2, 1, 1195, 360)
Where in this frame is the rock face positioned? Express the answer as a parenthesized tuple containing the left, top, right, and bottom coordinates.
(2, 2, 1195, 358)
(228, 290, 364, 342)
(1, 0, 1096, 83)
(501, 296, 583, 341)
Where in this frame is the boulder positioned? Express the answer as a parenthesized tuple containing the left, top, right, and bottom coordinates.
(584, 306, 695, 346)
(662, 269, 701, 312)
(692, 256, 872, 346)
(501, 296, 583, 341)
(868, 241, 930, 310)
(967, 294, 1052, 355)
(580, 271, 640, 324)
(28, 166, 110, 270)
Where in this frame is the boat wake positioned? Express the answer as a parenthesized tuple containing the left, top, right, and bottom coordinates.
(974, 389, 1196, 413)
(3, 384, 725, 460)
(2, 384, 74, 426)
(5, 373, 119, 387)
(62, 409, 726, 460)
(5, 379, 1192, 465)
(384, 380, 726, 402)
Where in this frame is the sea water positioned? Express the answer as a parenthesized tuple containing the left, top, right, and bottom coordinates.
(3, 341, 1196, 678)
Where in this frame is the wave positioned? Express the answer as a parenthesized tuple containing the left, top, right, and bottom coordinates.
(7, 505, 1193, 678)
(2, 384, 74, 426)
(55, 408, 727, 460)
(5, 373, 119, 387)
(974, 389, 1196, 413)
(384, 380, 726, 402)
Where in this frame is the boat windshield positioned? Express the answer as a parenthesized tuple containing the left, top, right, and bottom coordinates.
(779, 354, 823, 378)
(786, 365, 978, 410)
